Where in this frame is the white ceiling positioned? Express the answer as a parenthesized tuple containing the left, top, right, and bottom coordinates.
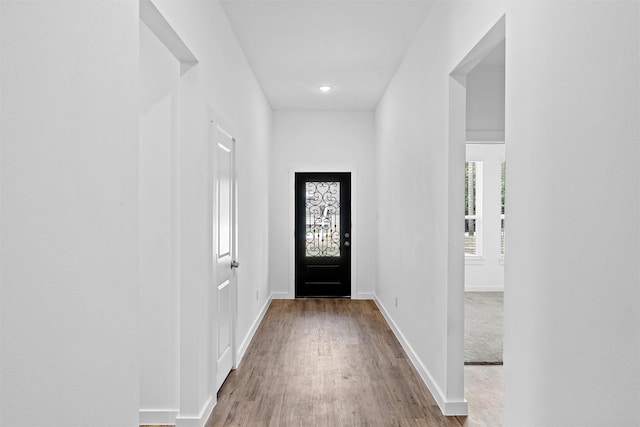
(221, 0, 433, 111)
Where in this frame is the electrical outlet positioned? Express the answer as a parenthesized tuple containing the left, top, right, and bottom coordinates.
(395, 297, 398, 308)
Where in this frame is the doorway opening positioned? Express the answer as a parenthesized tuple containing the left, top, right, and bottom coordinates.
(464, 37, 505, 367)
(449, 14, 506, 423)
(464, 145, 505, 365)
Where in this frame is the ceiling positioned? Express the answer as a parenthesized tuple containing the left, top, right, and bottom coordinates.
(221, 0, 434, 111)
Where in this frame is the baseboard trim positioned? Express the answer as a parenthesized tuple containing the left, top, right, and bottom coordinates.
(139, 408, 179, 425)
(237, 296, 273, 367)
(175, 396, 215, 427)
(271, 292, 374, 300)
(270, 292, 292, 299)
(373, 295, 468, 416)
(353, 292, 375, 300)
(465, 287, 504, 292)
(443, 399, 470, 415)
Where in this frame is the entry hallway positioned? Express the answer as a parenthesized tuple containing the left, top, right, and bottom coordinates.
(206, 299, 501, 426)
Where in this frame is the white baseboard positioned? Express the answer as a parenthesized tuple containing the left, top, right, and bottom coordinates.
(443, 399, 470, 415)
(236, 295, 273, 367)
(353, 292, 375, 300)
(464, 286, 504, 292)
(271, 292, 375, 300)
(269, 292, 373, 300)
(139, 409, 179, 425)
(270, 292, 292, 299)
(373, 295, 468, 416)
(175, 396, 215, 427)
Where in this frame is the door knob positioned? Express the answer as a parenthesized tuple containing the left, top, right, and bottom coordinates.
(344, 241, 350, 247)
(231, 260, 240, 269)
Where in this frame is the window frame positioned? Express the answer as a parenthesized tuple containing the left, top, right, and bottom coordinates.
(465, 161, 483, 259)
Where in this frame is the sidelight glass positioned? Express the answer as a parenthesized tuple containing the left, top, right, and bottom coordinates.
(305, 181, 341, 257)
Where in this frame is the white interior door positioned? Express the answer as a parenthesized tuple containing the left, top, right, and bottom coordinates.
(214, 123, 236, 391)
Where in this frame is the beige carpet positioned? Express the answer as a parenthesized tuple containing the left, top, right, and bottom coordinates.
(465, 291, 503, 364)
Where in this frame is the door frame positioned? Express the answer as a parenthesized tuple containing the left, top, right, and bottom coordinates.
(446, 14, 506, 415)
(208, 108, 238, 392)
(286, 167, 360, 299)
(294, 172, 352, 298)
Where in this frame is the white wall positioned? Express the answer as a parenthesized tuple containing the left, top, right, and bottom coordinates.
(466, 63, 505, 140)
(0, 1, 140, 425)
(376, 0, 639, 425)
(503, 2, 638, 424)
(465, 143, 505, 291)
(140, 1, 272, 425)
(270, 111, 376, 299)
(1, 1, 272, 426)
(139, 20, 180, 416)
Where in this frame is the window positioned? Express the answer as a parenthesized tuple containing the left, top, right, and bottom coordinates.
(465, 161, 482, 256)
(500, 161, 506, 256)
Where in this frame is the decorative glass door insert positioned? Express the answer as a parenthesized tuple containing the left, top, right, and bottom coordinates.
(305, 181, 341, 257)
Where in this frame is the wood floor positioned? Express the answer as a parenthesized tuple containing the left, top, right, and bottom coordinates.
(463, 365, 502, 426)
(205, 299, 501, 427)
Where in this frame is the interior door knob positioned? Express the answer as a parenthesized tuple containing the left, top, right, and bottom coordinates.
(231, 260, 240, 269)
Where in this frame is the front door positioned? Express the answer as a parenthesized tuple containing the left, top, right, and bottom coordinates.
(295, 172, 351, 298)
(213, 122, 236, 390)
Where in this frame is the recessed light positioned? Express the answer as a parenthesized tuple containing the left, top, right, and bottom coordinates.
(319, 85, 332, 92)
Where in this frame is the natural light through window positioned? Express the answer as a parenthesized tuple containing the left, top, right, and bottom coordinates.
(465, 161, 482, 256)
(501, 161, 506, 257)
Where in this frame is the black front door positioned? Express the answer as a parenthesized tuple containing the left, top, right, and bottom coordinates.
(295, 172, 351, 298)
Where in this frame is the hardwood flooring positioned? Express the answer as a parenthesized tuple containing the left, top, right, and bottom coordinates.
(463, 365, 502, 426)
(204, 299, 502, 427)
